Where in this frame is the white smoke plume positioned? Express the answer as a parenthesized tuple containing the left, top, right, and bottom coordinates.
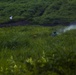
(57, 25, 76, 35)
(51, 24, 76, 36)
(63, 25, 76, 32)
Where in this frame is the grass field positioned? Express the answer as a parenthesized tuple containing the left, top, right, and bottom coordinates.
(0, 25, 76, 75)
(0, 0, 76, 24)
(0, 0, 76, 75)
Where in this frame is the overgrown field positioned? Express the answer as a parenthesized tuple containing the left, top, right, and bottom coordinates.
(0, 25, 76, 75)
(0, 0, 76, 24)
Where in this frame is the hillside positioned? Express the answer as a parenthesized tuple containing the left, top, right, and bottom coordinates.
(0, 25, 76, 75)
(0, 0, 76, 25)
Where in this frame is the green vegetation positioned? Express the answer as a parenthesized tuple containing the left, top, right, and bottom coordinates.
(0, 0, 76, 75)
(0, 0, 76, 24)
(0, 25, 76, 75)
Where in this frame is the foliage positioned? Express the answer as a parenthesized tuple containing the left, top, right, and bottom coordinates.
(0, 25, 76, 75)
(0, 0, 76, 24)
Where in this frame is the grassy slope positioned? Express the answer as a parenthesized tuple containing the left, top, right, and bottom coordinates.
(0, 0, 76, 24)
(0, 25, 76, 75)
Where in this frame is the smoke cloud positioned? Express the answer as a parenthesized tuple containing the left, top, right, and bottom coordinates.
(57, 25, 76, 35)
(63, 25, 76, 32)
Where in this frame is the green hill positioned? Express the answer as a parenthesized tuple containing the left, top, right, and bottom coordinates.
(0, 25, 76, 75)
(0, 0, 76, 25)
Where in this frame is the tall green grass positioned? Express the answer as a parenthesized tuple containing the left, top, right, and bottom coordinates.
(0, 25, 76, 75)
